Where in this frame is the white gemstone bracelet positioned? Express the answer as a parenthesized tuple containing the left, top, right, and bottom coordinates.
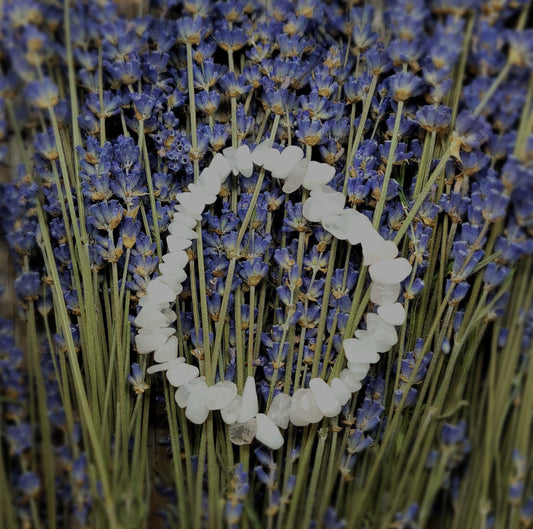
(135, 142, 412, 450)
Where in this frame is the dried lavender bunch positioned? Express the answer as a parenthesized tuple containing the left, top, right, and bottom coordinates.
(1, 1, 533, 528)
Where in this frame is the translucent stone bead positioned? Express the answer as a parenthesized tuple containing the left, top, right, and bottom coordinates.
(289, 388, 323, 426)
(154, 335, 178, 363)
(302, 187, 345, 222)
(171, 212, 197, 229)
(377, 302, 406, 326)
(188, 183, 217, 205)
(220, 395, 242, 425)
(251, 140, 274, 167)
(146, 277, 179, 303)
(166, 362, 199, 388)
(309, 378, 342, 417)
(342, 338, 381, 363)
(369, 257, 412, 285)
(174, 204, 202, 221)
(365, 313, 398, 347)
(302, 161, 335, 190)
(236, 144, 253, 177)
(353, 329, 393, 353)
(322, 209, 365, 241)
(175, 376, 207, 408)
(262, 148, 281, 172)
(229, 418, 257, 445)
(222, 146, 239, 176)
(361, 232, 398, 266)
(271, 145, 304, 180)
(195, 169, 222, 196)
(267, 392, 291, 429)
(238, 376, 259, 422)
(369, 281, 401, 305)
(282, 158, 309, 194)
(209, 153, 232, 182)
(158, 263, 187, 285)
(339, 369, 362, 392)
(147, 356, 185, 375)
(161, 250, 189, 269)
(255, 414, 284, 450)
(135, 305, 169, 329)
(346, 362, 369, 381)
(205, 381, 238, 411)
(330, 377, 352, 406)
(166, 234, 193, 252)
(136, 327, 175, 354)
(176, 191, 205, 215)
(185, 383, 210, 424)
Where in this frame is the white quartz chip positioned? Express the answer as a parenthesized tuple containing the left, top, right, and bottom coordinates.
(166, 362, 199, 387)
(309, 378, 342, 417)
(289, 388, 324, 426)
(146, 277, 180, 303)
(135, 327, 175, 353)
(236, 144, 253, 177)
(361, 233, 398, 266)
(147, 356, 185, 375)
(267, 392, 291, 429)
(205, 381, 238, 411)
(271, 145, 304, 180)
(154, 335, 179, 363)
(302, 161, 336, 190)
(369, 257, 412, 285)
(330, 377, 352, 406)
(210, 153, 232, 182)
(255, 413, 284, 450)
(185, 383, 210, 424)
(342, 338, 381, 364)
(377, 302, 406, 326)
(282, 158, 309, 194)
(238, 376, 259, 422)
(369, 281, 401, 306)
(175, 376, 207, 408)
(339, 369, 363, 392)
(220, 395, 242, 425)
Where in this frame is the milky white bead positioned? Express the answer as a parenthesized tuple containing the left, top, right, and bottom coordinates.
(157, 274, 185, 295)
(346, 362, 369, 380)
(171, 212, 197, 229)
(369, 281, 401, 305)
(309, 378, 342, 417)
(262, 148, 281, 173)
(330, 377, 352, 406)
(353, 329, 393, 353)
(362, 233, 399, 266)
(135, 327, 174, 354)
(345, 214, 376, 246)
(205, 381, 238, 411)
(222, 146, 239, 176)
(272, 145, 304, 180)
(255, 413, 284, 450)
(147, 356, 185, 375)
(302, 161, 336, 190)
(166, 235, 193, 252)
(220, 395, 242, 425)
(339, 369, 363, 392)
(250, 140, 273, 167)
(238, 376, 259, 422)
(158, 263, 187, 284)
(236, 144, 253, 177)
(282, 158, 309, 194)
(146, 277, 180, 303)
(369, 257, 412, 285)
(342, 338, 381, 364)
(138, 295, 170, 308)
(175, 376, 207, 408)
(365, 313, 398, 347)
(185, 383, 210, 424)
(135, 305, 169, 329)
(188, 183, 217, 205)
(196, 165, 222, 193)
(267, 392, 291, 429)
(302, 187, 345, 222)
(166, 362, 199, 387)
(209, 153, 232, 182)
(162, 250, 189, 268)
(176, 191, 205, 214)
(289, 388, 323, 426)
(154, 335, 179, 363)
(377, 302, 406, 326)
(174, 204, 203, 221)
(322, 209, 363, 241)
